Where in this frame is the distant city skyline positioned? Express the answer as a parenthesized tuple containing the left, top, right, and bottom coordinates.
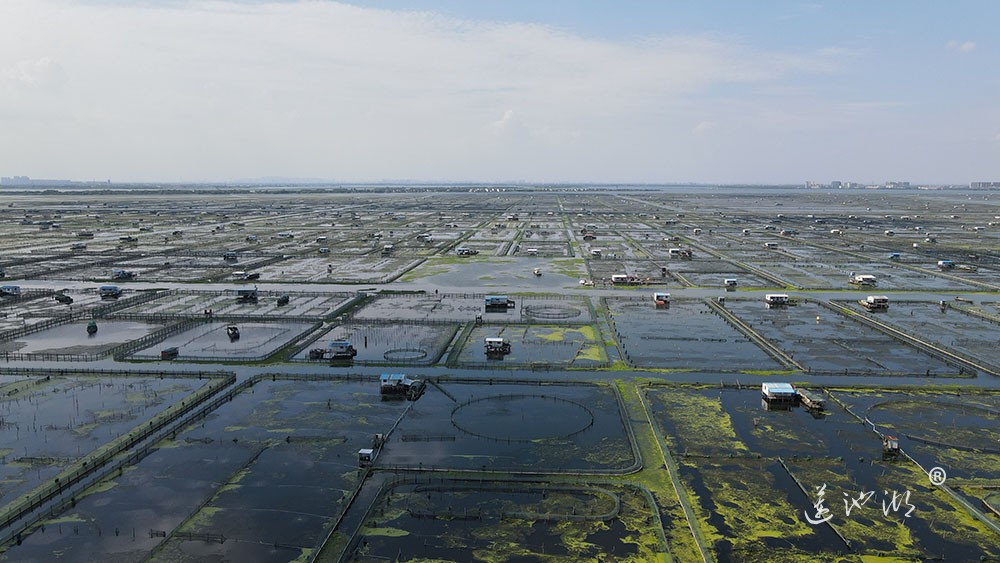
(1, 1, 998, 184)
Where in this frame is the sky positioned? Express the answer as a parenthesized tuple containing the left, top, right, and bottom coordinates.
(1, 0, 998, 184)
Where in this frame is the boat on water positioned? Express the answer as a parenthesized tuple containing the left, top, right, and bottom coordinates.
(532, 267, 541, 276)
(310, 340, 357, 360)
(484, 337, 512, 357)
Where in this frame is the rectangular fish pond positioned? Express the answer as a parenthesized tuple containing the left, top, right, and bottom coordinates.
(254, 255, 420, 283)
(293, 322, 458, 365)
(607, 298, 780, 371)
(118, 290, 353, 318)
(377, 381, 636, 474)
(344, 482, 663, 562)
(645, 385, 1000, 562)
(0, 320, 164, 360)
(830, 389, 1000, 522)
(128, 321, 318, 361)
(4, 377, 411, 563)
(722, 298, 960, 375)
(453, 324, 608, 368)
(841, 300, 1000, 373)
(352, 294, 594, 324)
(0, 374, 207, 513)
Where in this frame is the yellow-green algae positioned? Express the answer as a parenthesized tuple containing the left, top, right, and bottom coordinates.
(574, 344, 607, 363)
(615, 381, 700, 561)
(176, 506, 222, 532)
(80, 479, 119, 496)
(287, 547, 314, 563)
(360, 527, 409, 537)
(549, 258, 587, 278)
(647, 388, 748, 455)
(41, 513, 87, 525)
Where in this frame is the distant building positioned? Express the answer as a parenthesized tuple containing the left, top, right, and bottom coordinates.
(829, 181, 842, 189)
(0, 176, 32, 186)
(971, 181, 1000, 189)
(884, 181, 911, 189)
(1, 176, 80, 187)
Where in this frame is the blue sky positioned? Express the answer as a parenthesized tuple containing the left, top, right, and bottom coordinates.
(0, 0, 997, 184)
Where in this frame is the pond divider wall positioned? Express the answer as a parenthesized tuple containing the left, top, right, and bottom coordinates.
(703, 297, 802, 370)
(444, 321, 476, 366)
(106, 319, 201, 360)
(145, 445, 269, 560)
(820, 300, 997, 376)
(636, 383, 713, 563)
(0, 289, 165, 344)
(0, 371, 236, 546)
(88, 289, 165, 317)
(0, 366, 229, 380)
(683, 238, 794, 288)
(826, 390, 1000, 539)
(775, 456, 853, 551)
(949, 302, 1000, 325)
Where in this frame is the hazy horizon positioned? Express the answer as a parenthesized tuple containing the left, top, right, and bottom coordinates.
(2, 1, 998, 184)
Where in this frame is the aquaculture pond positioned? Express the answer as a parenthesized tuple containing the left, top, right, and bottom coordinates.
(294, 322, 457, 364)
(352, 294, 484, 323)
(123, 291, 352, 318)
(0, 375, 203, 512)
(0, 321, 162, 357)
(129, 321, 316, 361)
(346, 482, 662, 562)
(455, 324, 607, 368)
(833, 389, 1000, 518)
(403, 258, 582, 289)
(723, 299, 958, 374)
(5, 377, 409, 563)
(607, 298, 779, 371)
(378, 381, 636, 474)
(352, 293, 593, 324)
(855, 301, 1000, 372)
(255, 255, 420, 283)
(751, 259, 981, 291)
(679, 271, 773, 288)
(645, 386, 1000, 561)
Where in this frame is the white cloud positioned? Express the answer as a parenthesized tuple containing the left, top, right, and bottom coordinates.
(491, 110, 516, 136)
(2, 57, 65, 87)
(0, 1, 856, 182)
(946, 40, 976, 53)
(692, 121, 716, 135)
